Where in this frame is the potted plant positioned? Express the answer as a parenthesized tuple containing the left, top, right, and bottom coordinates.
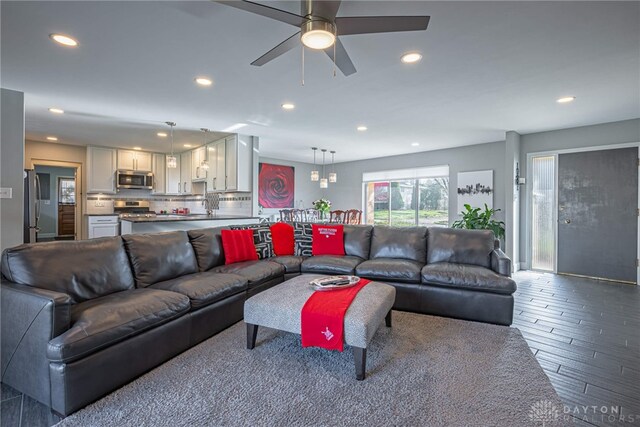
(312, 198, 331, 220)
(452, 203, 505, 240)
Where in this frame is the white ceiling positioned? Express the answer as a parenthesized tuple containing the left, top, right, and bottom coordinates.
(2, 1, 639, 162)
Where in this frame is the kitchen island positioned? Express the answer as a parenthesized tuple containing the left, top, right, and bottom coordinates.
(120, 214, 260, 235)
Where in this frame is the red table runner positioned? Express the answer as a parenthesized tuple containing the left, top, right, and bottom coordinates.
(301, 279, 371, 352)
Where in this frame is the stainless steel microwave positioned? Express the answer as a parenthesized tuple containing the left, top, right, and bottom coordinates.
(116, 170, 153, 190)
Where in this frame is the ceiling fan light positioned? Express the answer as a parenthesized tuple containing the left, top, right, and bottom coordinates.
(301, 21, 336, 50)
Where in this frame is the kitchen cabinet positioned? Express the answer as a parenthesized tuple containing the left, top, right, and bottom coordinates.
(191, 146, 208, 181)
(180, 151, 192, 194)
(87, 146, 117, 194)
(165, 155, 181, 195)
(117, 150, 152, 171)
(205, 143, 218, 191)
(205, 134, 253, 192)
(88, 216, 119, 238)
(151, 153, 166, 194)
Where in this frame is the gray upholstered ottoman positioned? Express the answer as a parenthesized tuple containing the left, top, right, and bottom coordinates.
(244, 274, 396, 380)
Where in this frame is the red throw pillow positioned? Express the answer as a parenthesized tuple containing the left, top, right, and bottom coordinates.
(270, 222, 295, 256)
(312, 224, 345, 256)
(221, 229, 258, 265)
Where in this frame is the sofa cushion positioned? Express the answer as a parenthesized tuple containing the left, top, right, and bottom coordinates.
(187, 227, 229, 272)
(270, 256, 306, 274)
(211, 260, 285, 288)
(123, 231, 199, 287)
(301, 256, 364, 275)
(294, 223, 313, 256)
(427, 228, 494, 268)
(421, 263, 517, 295)
(343, 225, 373, 259)
(270, 223, 295, 256)
(222, 229, 259, 264)
(369, 226, 428, 263)
(47, 288, 190, 363)
(150, 272, 248, 310)
(312, 224, 345, 256)
(230, 224, 274, 259)
(355, 258, 423, 284)
(0, 237, 134, 303)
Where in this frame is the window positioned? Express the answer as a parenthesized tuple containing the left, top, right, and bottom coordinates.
(530, 155, 556, 271)
(364, 166, 449, 227)
(59, 177, 76, 204)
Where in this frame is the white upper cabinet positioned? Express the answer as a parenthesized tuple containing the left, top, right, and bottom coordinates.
(117, 149, 152, 171)
(205, 134, 253, 192)
(151, 153, 166, 194)
(191, 146, 207, 181)
(180, 151, 192, 194)
(165, 155, 181, 195)
(87, 146, 117, 194)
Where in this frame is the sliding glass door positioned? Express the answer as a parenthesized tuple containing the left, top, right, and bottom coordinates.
(364, 176, 449, 227)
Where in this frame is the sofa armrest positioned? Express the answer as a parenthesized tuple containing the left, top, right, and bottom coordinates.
(491, 249, 512, 277)
(1, 280, 72, 405)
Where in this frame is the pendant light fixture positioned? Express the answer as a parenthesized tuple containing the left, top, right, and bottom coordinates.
(329, 150, 337, 183)
(320, 149, 328, 189)
(166, 121, 177, 169)
(310, 147, 319, 182)
(200, 128, 210, 170)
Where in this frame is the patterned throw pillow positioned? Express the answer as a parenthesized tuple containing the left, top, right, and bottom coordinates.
(294, 222, 313, 256)
(230, 224, 274, 259)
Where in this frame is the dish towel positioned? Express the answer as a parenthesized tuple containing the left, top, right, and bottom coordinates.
(301, 279, 371, 351)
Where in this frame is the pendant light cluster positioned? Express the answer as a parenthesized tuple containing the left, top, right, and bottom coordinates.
(166, 121, 177, 169)
(310, 147, 337, 188)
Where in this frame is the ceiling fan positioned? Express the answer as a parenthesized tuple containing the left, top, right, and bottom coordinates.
(215, 0, 430, 76)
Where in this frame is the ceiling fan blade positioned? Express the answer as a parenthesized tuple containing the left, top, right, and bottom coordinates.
(251, 32, 301, 66)
(301, 0, 342, 20)
(215, 1, 307, 27)
(324, 37, 356, 76)
(335, 16, 430, 36)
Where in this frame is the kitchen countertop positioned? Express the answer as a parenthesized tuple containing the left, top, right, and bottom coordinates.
(120, 215, 258, 223)
(85, 213, 119, 216)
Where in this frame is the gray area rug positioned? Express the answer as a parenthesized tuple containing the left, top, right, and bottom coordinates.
(57, 311, 566, 427)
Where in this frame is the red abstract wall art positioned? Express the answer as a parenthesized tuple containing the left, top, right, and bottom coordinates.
(258, 163, 295, 208)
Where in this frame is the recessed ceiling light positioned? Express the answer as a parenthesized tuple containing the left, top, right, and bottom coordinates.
(49, 34, 78, 47)
(411, 142, 420, 147)
(157, 132, 167, 137)
(48, 107, 64, 114)
(357, 126, 368, 132)
(183, 144, 192, 148)
(194, 77, 213, 86)
(46, 136, 58, 141)
(133, 147, 142, 150)
(281, 103, 295, 110)
(401, 52, 422, 64)
(556, 96, 576, 104)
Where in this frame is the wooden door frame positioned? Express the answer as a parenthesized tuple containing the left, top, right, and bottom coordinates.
(525, 142, 640, 284)
(30, 159, 82, 240)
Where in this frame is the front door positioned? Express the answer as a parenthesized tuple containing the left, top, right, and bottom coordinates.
(557, 147, 638, 283)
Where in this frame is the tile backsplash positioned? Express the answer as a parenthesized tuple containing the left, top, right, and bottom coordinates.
(86, 191, 252, 216)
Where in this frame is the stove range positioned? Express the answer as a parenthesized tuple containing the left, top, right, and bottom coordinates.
(114, 200, 157, 219)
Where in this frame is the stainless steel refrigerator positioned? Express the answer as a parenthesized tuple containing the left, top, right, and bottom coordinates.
(23, 169, 41, 243)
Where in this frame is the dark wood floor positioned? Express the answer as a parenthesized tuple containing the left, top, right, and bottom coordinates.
(2, 271, 638, 427)
(513, 271, 640, 426)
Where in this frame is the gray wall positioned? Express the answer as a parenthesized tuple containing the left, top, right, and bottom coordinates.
(256, 157, 324, 218)
(518, 118, 640, 267)
(1, 88, 25, 252)
(323, 141, 507, 225)
(34, 165, 76, 237)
